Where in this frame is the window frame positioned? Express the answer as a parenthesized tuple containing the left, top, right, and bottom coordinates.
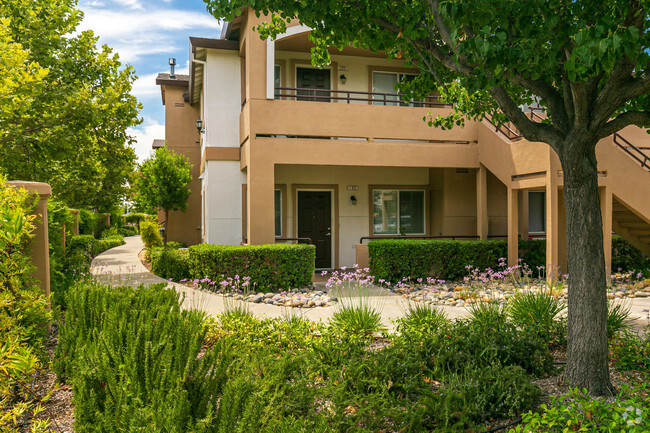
(371, 70, 420, 106)
(370, 187, 427, 236)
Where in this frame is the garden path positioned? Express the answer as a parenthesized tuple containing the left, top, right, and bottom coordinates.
(90, 236, 650, 329)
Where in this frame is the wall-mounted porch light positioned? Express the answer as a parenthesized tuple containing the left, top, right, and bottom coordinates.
(339, 74, 347, 84)
(169, 58, 176, 79)
(350, 195, 357, 205)
(196, 118, 205, 134)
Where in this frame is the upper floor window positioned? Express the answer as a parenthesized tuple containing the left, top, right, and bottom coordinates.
(372, 189, 425, 235)
(372, 72, 417, 106)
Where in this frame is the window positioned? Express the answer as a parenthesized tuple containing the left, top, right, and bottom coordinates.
(528, 191, 546, 233)
(274, 64, 281, 99)
(372, 189, 425, 235)
(372, 71, 418, 106)
(274, 189, 282, 237)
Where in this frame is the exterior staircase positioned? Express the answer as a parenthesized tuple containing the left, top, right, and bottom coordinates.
(612, 198, 650, 256)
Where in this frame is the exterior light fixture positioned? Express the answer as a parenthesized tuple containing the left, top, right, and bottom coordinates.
(169, 58, 176, 79)
(350, 195, 357, 205)
(196, 118, 205, 134)
(339, 74, 347, 84)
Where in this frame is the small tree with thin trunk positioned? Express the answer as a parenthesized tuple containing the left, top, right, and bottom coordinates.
(205, 0, 649, 395)
(134, 147, 192, 245)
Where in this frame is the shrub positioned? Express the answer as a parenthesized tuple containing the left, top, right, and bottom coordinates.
(396, 302, 449, 339)
(508, 291, 566, 346)
(369, 239, 545, 282)
(189, 244, 315, 290)
(612, 236, 650, 272)
(55, 281, 231, 432)
(78, 209, 99, 235)
(611, 330, 650, 374)
(509, 386, 650, 433)
(139, 218, 162, 249)
(118, 226, 137, 237)
(607, 299, 634, 338)
(150, 247, 190, 280)
(124, 212, 147, 226)
(328, 302, 384, 338)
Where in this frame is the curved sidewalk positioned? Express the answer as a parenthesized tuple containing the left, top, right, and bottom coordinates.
(90, 236, 463, 326)
(90, 236, 650, 328)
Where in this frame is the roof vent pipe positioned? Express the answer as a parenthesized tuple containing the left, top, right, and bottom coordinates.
(169, 58, 176, 79)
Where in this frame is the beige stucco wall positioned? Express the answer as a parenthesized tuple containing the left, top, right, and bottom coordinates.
(161, 85, 202, 246)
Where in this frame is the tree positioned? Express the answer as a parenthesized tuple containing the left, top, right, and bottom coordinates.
(133, 147, 192, 244)
(0, 0, 141, 212)
(205, 0, 649, 395)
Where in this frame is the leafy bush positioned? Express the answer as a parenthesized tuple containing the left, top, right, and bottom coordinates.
(139, 218, 162, 249)
(55, 281, 231, 432)
(612, 236, 650, 272)
(369, 239, 545, 282)
(509, 386, 650, 433)
(78, 209, 99, 235)
(150, 247, 190, 280)
(1, 177, 53, 432)
(611, 330, 650, 374)
(189, 244, 315, 290)
(118, 226, 137, 237)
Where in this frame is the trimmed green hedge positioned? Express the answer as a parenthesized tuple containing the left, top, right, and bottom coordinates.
(151, 247, 190, 281)
(67, 234, 125, 258)
(369, 239, 547, 282)
(189, 244, 315, 290)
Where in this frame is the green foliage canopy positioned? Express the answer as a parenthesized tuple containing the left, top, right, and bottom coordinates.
(0, 0, 141, 212)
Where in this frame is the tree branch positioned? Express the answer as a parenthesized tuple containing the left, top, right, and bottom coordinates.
(509, 74, 570, 133)
(596, 111, 650, 140)
(489, 86, 564, 148)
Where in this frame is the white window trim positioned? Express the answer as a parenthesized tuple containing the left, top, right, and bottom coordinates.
(372, 189, 426, 236)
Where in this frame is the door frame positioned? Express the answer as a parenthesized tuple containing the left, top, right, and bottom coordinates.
(292, 184, 339, 269)
(289, 59, 338, 93)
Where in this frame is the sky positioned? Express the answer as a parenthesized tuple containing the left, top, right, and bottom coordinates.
(77, 0, 222, 162)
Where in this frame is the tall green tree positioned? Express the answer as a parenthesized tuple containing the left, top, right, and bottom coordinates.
(134, 147, 192, 244)
(205, 0, 650, 395)
(0, 0, 141, 212)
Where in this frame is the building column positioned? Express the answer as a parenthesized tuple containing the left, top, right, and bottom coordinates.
(600, 187, 613, 272)
(476, 165, 488, 240)
(546, 174, 560, 280)
(7, 181, 51, 302)
(507, 187, 519, 267)
(246, 159, 276, 245)
(518, 190, 529, 239)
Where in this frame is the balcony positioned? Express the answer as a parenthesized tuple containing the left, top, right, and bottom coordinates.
(274, 86, 449, 107)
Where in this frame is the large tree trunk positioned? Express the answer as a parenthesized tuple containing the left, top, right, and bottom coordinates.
(560, 140, 615, 396)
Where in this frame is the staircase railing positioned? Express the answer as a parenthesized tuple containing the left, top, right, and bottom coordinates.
(613, 133, 650, 170)
(484, 113, 523, 140)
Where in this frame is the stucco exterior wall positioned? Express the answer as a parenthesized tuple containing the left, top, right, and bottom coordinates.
(203, 160, 246, 245)
(203, 49, 241, 151)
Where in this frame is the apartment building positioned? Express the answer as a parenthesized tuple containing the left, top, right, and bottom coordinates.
(156, 8, 650, 271)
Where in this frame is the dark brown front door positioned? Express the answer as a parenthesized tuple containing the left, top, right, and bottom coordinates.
(298, 191, 332, 269)
(296, 67, 331, 102)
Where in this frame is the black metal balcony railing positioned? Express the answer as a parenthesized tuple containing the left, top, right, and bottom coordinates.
(274, 86, 449, 107)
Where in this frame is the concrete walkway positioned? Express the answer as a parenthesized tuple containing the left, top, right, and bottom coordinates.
(91, 236, 650, 329)
(90, 236, 470, 327)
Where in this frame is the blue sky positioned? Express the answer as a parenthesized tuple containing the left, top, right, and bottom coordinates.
(77, 0, 222, 161)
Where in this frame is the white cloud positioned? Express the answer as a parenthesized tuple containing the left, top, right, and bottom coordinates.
(128, 118, 165, 162)
(78, 8, 220, 62)
(114, 0, 143, 10)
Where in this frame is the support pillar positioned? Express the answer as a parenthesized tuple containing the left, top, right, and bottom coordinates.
(518, 190, 529, 239)
(246, 159, 276, 245)
(507, 187, 519, 267)
(546, 173, 560, 280)
(476, 165, 488, 240)
(7, 181, 51, 302)
(600, 187, 613, 273)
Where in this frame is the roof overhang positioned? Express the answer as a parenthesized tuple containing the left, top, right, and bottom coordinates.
(155, 73, 189, 105)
